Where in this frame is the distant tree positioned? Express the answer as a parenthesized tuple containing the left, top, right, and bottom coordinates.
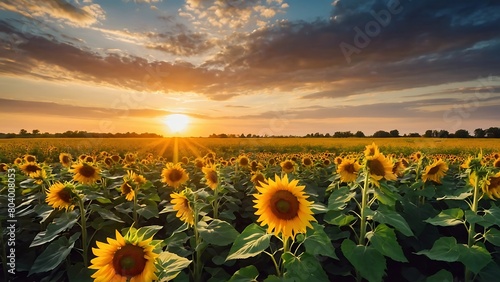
(424, 130, 433, 138)
(438, 130, 449, 138)
(485, 127, 500, 138)
(19, 129, 28, 135)
(454, 129, 470, 138)
(354, 131, 365, 137)
(373, 130, 391, 137)
(474, 128, 485, 138)
(325, 133, 331, 137)
(333, 131, 354, 138)
(32, 129, 40, 135)
(389, 129, 400, 137)
(408, 132, 421, 137)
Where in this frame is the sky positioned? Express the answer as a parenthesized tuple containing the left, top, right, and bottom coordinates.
(0, 0, 499, 137)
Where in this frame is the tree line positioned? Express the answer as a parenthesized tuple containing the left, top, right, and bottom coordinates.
(0, 129, 163, 139)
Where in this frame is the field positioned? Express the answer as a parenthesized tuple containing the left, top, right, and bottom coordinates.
(1, 137, 500, 282)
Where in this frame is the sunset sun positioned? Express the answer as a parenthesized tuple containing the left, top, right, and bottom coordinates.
(163, 114, 190, 134)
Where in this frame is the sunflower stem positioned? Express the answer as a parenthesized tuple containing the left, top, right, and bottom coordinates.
(192, 195, 203, 282)
(264, 251, 281, 277)
(280, 236, 290, 277)
(465, 172, 481, 282)
(78, 196, 88, 267)
(358, 170, 370, 246)
(133, 184, 138, 227)
(212, 185, 219, 220)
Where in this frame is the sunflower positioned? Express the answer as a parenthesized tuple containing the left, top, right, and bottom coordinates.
(181, 156, 190, 165)
(194, 157, 205, 169)
(494, 158, 500, 168)
(46, 182, 76, 211)
(301, 156, 313, 167)
(13, 158, 23, 165)
(364, 143, 381, 160)
(422, 159, 449, 184)
(280, 160, 295, 173)
(20, 162, 42, 176)
(125, 170, 147, 185)
(121, 182, 135, 201)
(59, 153, 73, 168)
(161, 163, 189, 189)
(337, 158, 361, 183)
(30, 169, 48, 185)
(171, 190, 194, 226)
(89, 230, 158, 282)
(366, 154, 397, 187)
(482, 172, 500, 199)
(202, 166, 218, 190)
(71, 162, 101, 185)
(411, 151, 423, 162)
(0, 163, 8, 173)
(253, 174, 316, 241)
(237, 155, 250, 167)
(251, 171, 267, 187)
(24, 154, 37, 163)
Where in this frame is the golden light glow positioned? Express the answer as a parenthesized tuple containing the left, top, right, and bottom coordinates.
(163, 114, 190, 133)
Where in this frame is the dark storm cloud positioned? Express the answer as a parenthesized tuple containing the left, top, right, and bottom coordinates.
(0, 0, 499, 100)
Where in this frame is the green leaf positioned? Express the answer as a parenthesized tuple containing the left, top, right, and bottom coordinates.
(415, 237, 460, 262)
(282, 252, 329, 281)
(156, 251, 192, 282)
(135, 225, 163, 240)
(478, 261, 500, 281)
(366, 224, 408, 262)
(436, 192, 472, 201)
(482, 204, 500, 227)
(324, 210, 356, 227)
(90, 204, 124, 223)
(137, 200, 159, 219)
(226, 223, 271, 261)
(457, 243, 492, 274)
(228, 265, 259, 282)
(372, 206, 414, 237)
(465, 210, 485, 225)
(67, 263, 94, 282)
(425, 269, 453, 282)
(327, 186, 355, 211)
(29, 232, 80, 275)
(303, 222, 338, 259)
(485, 228, 500, 246)
(95, 197, 112, 204)
(374, 182, 400, 207)
(198, 219, 240, 246)
(341, 239, 386, 282)
(424, 208, 464, 226)
(310, 202, 328, 214)
(30, 211, 79, 247)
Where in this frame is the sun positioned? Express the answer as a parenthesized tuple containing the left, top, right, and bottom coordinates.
(163, 114, 190, 133)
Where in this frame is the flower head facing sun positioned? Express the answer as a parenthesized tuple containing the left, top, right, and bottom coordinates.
(59, 153, 73, 168)
(71, 162, 101, 185)
(46, 182, 76, 211)
(253, 174, 316, 241)
(364, 142, 381, 160)
(171, 190, 195, 226)
(280, 160, 295, 173)
(482, 171, 500, 199)
(422, 159, 449, 184)
(161, 163, 189, 190)
(89, 230, 158, 282)
(20, 162, 42, 176)
(202, 166, 218, 190)
(366, 154, 397, 187)
(337, 158, 361, 183)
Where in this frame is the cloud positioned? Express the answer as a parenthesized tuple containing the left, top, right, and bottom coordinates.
(0, 0, 105, 27)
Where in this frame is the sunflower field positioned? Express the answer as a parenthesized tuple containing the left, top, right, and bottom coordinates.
(1, 138, 500, 282)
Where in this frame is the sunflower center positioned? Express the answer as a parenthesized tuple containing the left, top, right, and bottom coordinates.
(427, 164, 441, 175)
(207, 171, 218, 184)
(270, 190, 299, 220)
(489, 177, 500, 190)
(113, 244, 147, 277)
(25, 164, 41, 173)
(62, 156, 71, 164)
(168, 169, 184, 182)
(367, 159, 385, 177)
(122, 183, 133, 194)
(239, 158, 249, 166)
(57, 187, 72, 203)
(344, 163, 356, 174)
(283, 161, 294, 170)
(79, 164, 97, 177)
